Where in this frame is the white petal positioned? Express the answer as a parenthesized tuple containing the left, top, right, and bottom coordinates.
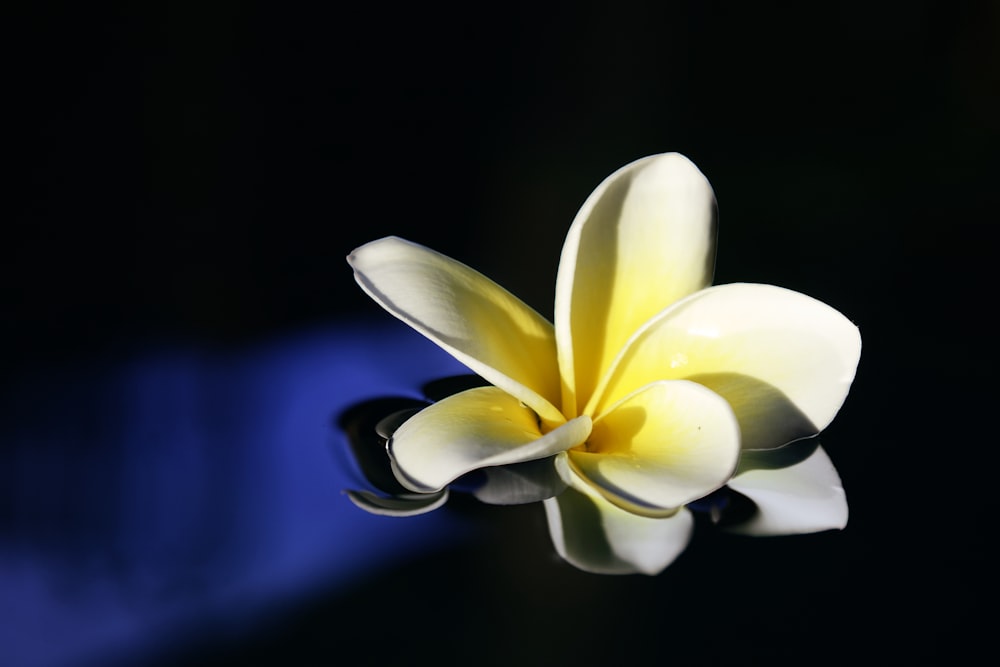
(544, 484, 694, 575)
(565, 380, 740, 516)
(555, 153, 717, 415)
(470, 456, 567, 505)
(349, 237, 563, 425)
(389, 387, 591, 492)
(725, 445, 848, 535)
(589, 283, 862, 450)
(735, 437, 820, 476)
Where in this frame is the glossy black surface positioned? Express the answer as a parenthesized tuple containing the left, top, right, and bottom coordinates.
(4, 2, 995, 665)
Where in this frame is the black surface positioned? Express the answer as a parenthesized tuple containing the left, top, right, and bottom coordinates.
(6, 1, 997, 665)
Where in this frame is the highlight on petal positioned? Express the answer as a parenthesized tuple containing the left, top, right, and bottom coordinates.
(345, 488, 449, 517)
(543, 485, 694, 575)
(555, 153, 717, 415)
(389, 386, 591, 493)
(724, 445, 848, 536)
(349, 237, 563, 426)
(589, 283, 862, 450)
(564, 380, 740, 516)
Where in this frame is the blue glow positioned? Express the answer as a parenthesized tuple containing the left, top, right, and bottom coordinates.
(0, 321, 473, 667)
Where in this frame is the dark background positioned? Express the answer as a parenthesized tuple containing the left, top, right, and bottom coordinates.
(5, 1, 997, 665)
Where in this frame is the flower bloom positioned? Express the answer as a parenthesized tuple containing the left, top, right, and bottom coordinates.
(347, 153, 861, 575)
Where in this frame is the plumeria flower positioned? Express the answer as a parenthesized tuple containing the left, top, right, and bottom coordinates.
(346, 153, 861, 575)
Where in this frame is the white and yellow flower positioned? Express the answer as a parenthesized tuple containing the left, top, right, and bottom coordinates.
(347, 153, 861, 575)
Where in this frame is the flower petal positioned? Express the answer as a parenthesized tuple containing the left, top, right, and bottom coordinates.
(590, 283, 861, 451)
(724, 444, 848, 535)
(735, 436, 819, 476)
(349, 237, 563, 425)
(565, 380, 740, 516)
(469, 456, 568, 505)
(389, 387, 591, 493)
(543, 485, 694, 575)
(555, 153, 717, 415)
